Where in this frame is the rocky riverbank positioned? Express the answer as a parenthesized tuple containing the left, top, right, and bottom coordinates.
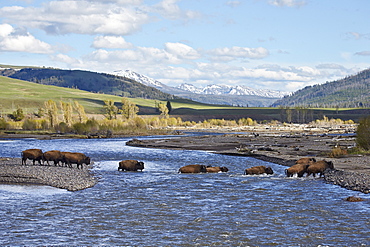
(0, 158, 97, 191)
(126, 132, 370, 194)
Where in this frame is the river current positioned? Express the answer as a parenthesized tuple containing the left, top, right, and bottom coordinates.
(0, 134, 369, 246)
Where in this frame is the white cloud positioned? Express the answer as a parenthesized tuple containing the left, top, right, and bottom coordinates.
(0, 24, 52, 54)
(154, 0, 201, 20)
(0, 1, 151, 35)
(208, 46, 269, 61)
(355, 51, 370, 56)
(52, 54, 80, 64)
(164, 42, 201, 60)
(226, 1, 242, 8)
(268, 0, 306, 7)
(92, 36, 133, 49)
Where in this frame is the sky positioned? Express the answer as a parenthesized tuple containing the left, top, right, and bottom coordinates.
(0, 0, 370, 92)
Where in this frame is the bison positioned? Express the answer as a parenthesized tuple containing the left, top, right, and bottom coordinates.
(244, 165, 273, 175)
(62, 152, 91, 169)
(285, 163, 310, 177)
(21, 149, 43, 166)
(118, 160, 144, 171)
(295, 157, 316, 165)
(285, 157, 316, 177)
(178, 164, 207, 173)
(43, 150, 64, 166)
(206, 166, 229, 173)
(306, 160, 334, 177)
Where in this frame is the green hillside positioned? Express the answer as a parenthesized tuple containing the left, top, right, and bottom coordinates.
(0, 67, 177, 100)
(273, 68, 370, 108)
(0, 76, 243, 116)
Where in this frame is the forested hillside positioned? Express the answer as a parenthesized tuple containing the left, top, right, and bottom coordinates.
(0, 68, 177, 100)
(272, 68, 370, 108)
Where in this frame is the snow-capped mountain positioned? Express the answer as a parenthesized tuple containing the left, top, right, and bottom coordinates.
(178, 83, 289, 98)
(112, 69, 289, 106)
(113, 70, 165, 89)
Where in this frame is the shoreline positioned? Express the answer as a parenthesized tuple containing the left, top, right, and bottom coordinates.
(0, 158, 97, 191)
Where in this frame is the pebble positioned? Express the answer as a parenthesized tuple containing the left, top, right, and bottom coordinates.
(324, 169, 370, 194)
(0, 158, 97, 191)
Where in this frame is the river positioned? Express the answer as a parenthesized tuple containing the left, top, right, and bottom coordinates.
(0, 135, 369, 246)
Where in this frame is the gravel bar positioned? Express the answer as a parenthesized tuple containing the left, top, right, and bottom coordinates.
(324, 169, 370, 194)
(0, 158, 97, 191)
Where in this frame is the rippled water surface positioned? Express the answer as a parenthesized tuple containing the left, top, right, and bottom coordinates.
(0, 135, 369, 246)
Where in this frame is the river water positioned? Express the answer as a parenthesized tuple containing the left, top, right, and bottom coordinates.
(0, 134, 369, 246)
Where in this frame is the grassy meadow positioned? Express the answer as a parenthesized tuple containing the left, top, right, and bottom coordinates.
(0, 75, 368, 123)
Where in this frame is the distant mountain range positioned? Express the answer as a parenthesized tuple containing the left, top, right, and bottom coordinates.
(114, 70, 289, 107)
(3, 65, 369, 109)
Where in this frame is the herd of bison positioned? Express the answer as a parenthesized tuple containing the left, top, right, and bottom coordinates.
(21, 149, 334, 178)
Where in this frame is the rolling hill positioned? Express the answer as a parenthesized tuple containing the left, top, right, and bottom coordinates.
(273, 68, 370, 108)
(0, 67, 177, 101)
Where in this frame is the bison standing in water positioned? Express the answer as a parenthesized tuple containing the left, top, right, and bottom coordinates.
(178, 164, 207, 173)
(206, 166, 229, 173)
(21, 149, 43, 166)
(43, 150, 64, 166)
(306, 160, 334, 177)
(118, 160, 144, 171)
(245, 165, 273, 175)
(285, 157, 316, 177)
(62, 152, 91, 169)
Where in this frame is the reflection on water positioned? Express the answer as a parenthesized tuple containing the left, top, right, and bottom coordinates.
(0, 184, 69, 196)
(0, 136, 369, 246)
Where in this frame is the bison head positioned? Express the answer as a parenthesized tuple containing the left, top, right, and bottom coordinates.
(200, 165, 207, 173)
(220, 166, 229, 172)
(265, 167, 274, 174)
(136, 161, 144, 170)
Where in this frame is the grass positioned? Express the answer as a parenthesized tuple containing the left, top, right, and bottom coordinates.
(0, 76, 242, 116)
(0, 75, 368, 122)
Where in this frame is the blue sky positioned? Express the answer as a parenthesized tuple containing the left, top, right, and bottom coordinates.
(0, 0, 369, 92)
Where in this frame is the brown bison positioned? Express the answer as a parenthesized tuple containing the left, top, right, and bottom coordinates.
(285, 163, 310, 177)
(43, 150, 64, 166)
(206, 166, 229, 173)
(306, 160, 334, 177)
(21, 149, 43, 166)
(178, 164, 207, 173)
(286, 158, 316, 177)
(245, 165, 273, 175)
(295, 157, 316, 165)
(62, 152, 91, 169)
(118, 160, 144, 171)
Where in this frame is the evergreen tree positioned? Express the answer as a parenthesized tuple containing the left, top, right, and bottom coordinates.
(166, 101, 172, 113)
(356, 116, 370, 150)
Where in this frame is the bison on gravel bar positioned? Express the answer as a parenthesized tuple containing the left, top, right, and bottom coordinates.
(21, 149, 43, 166)
(43, 150, 64, 166)
(178, 164, 207, 173)
(62, 152, 91, 169)
(118, 160, 145, 171)
(245, 165, 274, 175)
